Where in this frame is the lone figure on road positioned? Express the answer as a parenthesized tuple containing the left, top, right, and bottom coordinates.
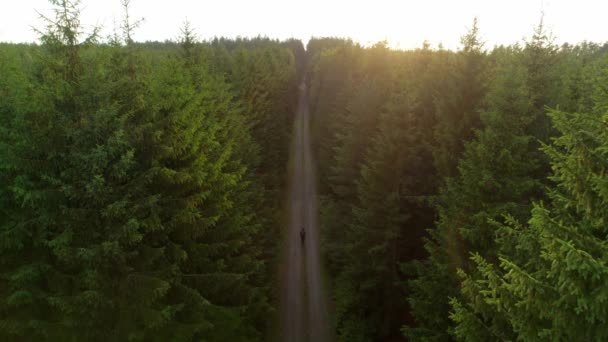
(300, 226, 306, 245)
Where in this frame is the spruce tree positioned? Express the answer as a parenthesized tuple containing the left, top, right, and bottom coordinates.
(406, 45, 542, 340)
(0, 2, 291, 340)
(433, 18, 487, 179)
(451, 62, 608, 340)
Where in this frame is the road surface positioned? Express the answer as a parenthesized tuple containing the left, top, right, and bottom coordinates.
(280, 83, 331, 342)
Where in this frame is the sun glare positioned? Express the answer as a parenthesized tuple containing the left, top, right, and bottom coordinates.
(2, 0, 608, 49)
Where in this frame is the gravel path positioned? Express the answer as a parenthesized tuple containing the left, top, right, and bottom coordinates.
(280, 83, 331, 342)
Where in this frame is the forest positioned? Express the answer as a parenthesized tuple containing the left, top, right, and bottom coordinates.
(307, 19, 608, 342)
(2, 0, 608, 341)
(0, 0, 305, 340)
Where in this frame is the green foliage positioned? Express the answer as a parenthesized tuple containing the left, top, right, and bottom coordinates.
(451, 75, 608, 340)
(433, 18, 487, 179)
(0, 1, 300, 340)
(4, 3, 608, 341)
(405, 22, 569, 340)
(308, 39, 448, 341)
(308, 19, 608, 342)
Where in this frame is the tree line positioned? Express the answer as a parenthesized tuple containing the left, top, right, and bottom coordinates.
(0, 0, 304, 340)
(307, 18, 608, 341)
(3, 1, 608, 340)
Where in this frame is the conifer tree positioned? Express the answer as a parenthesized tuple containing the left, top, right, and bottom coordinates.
(0, 1, 292, 340)
(433, 18, 487, 179)
(406, 45, 542, 340)
(308, 42, 360, 190)
(405, 19, 562, 339)
(451, 63, 608, 340)
(341, 89, 436, 340)
(0, 1, 123, 339)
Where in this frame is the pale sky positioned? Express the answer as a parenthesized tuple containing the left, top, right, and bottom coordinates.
(1, 0, 607, 50)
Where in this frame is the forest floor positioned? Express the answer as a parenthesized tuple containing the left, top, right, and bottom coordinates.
(279, 83, 331, 342)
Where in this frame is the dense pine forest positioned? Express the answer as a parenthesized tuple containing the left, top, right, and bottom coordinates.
(0, 1, 304, 340)
(2, 1, 608, 341)
(307, 19, 608, 342)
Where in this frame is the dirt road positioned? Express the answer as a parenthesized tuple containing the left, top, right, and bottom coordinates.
(280, 83, 331, 342)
